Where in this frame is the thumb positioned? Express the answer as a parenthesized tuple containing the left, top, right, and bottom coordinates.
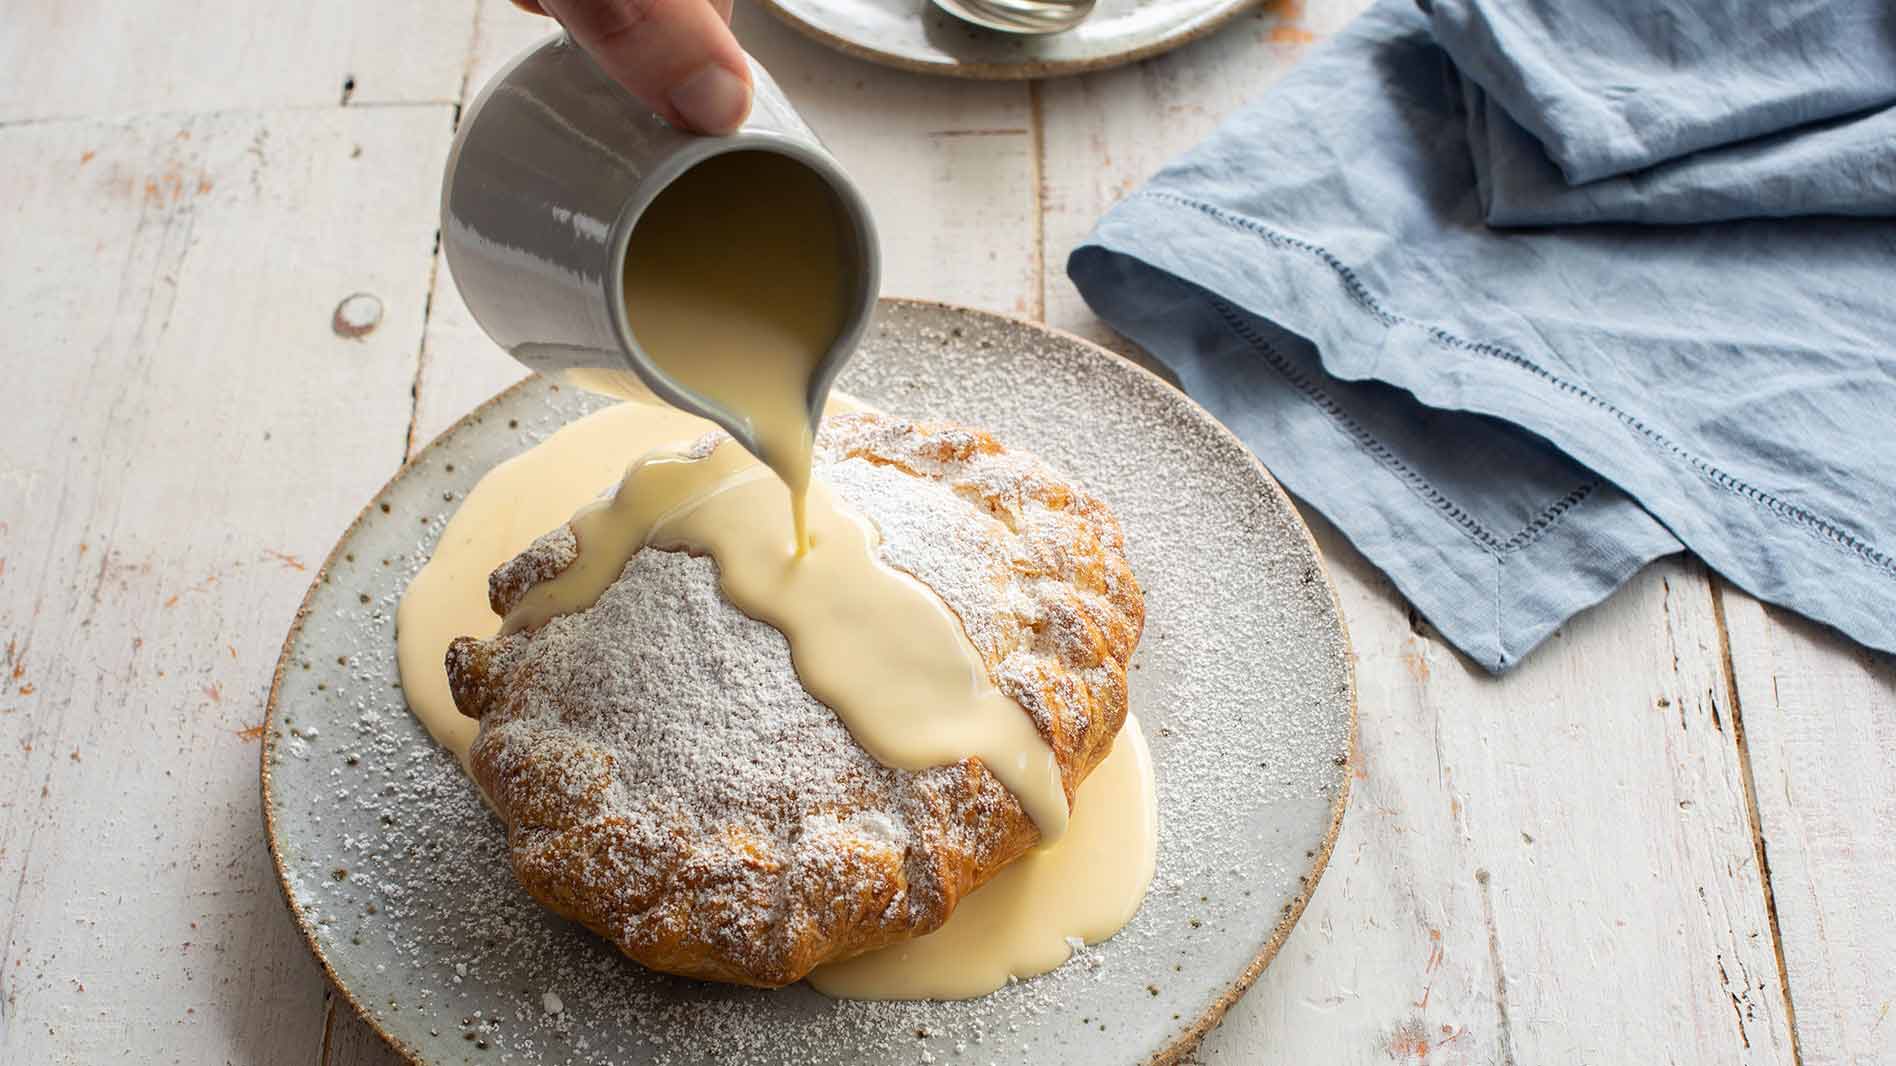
(536, 0, 753, 134)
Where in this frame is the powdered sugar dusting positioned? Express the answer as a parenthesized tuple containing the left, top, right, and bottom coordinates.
(452, 413, 1136, 985)
(460, 546, 1020, 986)
(265, 302, 1353, 1065)
(817, 415, 1136, 770)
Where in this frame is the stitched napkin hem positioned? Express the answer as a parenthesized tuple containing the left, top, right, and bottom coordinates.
(1071, 190, 1896, 664)
(1068, 235, 1680, 671)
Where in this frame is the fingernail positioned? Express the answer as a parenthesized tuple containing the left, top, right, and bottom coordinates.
(668, 65, 751, 135)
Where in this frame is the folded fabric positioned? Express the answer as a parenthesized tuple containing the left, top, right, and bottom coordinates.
(1431, 0, 1896, 225)
(1468, 86, 1896, 225)
(1069, 0, 1896, 671)
(1428, 0, 1896, 183)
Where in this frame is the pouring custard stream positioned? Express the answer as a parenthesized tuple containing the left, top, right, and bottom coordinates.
(602, 148, 854, 554)
(399, 148, 1155, 999)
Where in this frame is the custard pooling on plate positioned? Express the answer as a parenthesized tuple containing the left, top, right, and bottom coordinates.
(424, 413, 1146, 988)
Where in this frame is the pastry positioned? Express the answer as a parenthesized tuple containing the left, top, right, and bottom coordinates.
(445, 412, 1144, 987)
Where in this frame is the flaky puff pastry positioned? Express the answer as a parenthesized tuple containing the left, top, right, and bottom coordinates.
(446, 413, 1143, 987)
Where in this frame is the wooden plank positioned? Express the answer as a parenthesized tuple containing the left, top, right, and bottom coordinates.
(408, 5, 1041, 449)
(1183, 518, 1797, 1064)
(403, 0, 547, 456)
(405, 246, 532, 458)
(322, 991, 407, 1066)
(1036, 0, 1361, 356)
(0, 1, 476, 121)
(462, 0, 568, 105)
(0, 104, 454, 1064)
(1721, 589, 1896, 1066)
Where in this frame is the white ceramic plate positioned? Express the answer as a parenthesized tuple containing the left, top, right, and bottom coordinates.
(263, 299, 1353, 1066)
(757, 0, 1258, 78)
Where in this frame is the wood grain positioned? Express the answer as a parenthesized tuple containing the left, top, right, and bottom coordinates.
(1179, 519, 1796, 1065)
(0, 2, 1879, 1065)
(1722, 589, 1896, 1066)
(0, 105, 453, 1063)
(0, 1, 477, 121)
(323, 990, 408, 1066)
(1036, 0, 1359, 356)
(402, 0, 546, 456)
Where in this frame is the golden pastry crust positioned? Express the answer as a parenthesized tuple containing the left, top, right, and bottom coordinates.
(446, 413, 1143, 987)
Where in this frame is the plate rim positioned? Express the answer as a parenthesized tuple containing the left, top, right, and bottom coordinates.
(260, 296, 1357, 1066)
(755, 0, 1262, 80)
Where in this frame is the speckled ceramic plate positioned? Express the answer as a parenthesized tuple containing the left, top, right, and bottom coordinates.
(756, 0, 1257, 79)
(263, 298, 1354, 1066)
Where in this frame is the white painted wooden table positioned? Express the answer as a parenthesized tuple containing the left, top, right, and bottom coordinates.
(3, 2, 1890, 1063)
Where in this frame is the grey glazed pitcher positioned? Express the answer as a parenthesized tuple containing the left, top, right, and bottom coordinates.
(439, 35, 881, 458)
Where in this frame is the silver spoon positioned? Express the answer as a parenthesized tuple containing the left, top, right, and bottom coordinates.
(932, 0, 1096, 34)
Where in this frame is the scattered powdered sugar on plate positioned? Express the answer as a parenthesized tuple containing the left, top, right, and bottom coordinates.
(263, 300, 1353, 1066)
(455, 411, 1141, 985)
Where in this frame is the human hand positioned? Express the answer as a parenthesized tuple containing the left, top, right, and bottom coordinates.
(509, 0, 754, 134)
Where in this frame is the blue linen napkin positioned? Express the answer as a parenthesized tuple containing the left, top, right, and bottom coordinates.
(1428, 0, 1896, 184)
(1466, 85, 1896, 225)
(1068, 0, 1896, 671)
(1434, 0, 1896, 224)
